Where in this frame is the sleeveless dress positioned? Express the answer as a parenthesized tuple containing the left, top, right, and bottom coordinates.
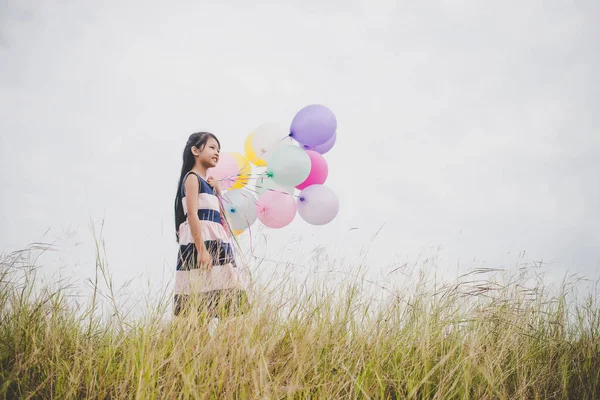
(174, 171, 250, 317)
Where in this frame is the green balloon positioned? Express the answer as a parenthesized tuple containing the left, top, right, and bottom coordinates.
(266, 145, 311, 187)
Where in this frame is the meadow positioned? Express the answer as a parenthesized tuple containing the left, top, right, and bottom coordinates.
(1, 240, 599, 399)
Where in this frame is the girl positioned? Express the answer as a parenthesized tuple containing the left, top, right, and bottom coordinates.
(174, 132, 250, 320)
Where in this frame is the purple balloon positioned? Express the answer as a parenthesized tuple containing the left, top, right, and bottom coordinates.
(290, 104, 337, 147)
(303, 131, 337, 154)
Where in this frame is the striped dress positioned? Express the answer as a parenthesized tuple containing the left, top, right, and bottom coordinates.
(175, 171, 250, 317)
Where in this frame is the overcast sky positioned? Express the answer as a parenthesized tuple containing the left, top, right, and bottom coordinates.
(1, 1, 599, 303)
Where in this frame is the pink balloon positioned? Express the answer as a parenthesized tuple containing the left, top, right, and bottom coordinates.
(295, 150, 328, 190)
(207, 152, 238, 190)
(256, 190, 297, 228)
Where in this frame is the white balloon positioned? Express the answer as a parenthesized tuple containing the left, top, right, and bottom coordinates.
(297, 185, 339, 225)
(222, 189, 258, 230)
(251, 122, 293, 158)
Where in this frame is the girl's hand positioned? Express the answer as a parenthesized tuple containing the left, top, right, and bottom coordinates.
(206, 176, 222, 195)
(197, 246, 213, 270)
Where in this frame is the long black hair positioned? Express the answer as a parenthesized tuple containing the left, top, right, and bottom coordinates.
(174, 132, 221, 241)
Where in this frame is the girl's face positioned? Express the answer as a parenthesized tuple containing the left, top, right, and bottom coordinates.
(194, 137, 220, 168)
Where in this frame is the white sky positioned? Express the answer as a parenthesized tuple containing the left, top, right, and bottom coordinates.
(1, 0, 599, 304)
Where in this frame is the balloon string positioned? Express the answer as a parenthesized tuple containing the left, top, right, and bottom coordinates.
(217, 194, 242, 246)
(216, 175, 300, 200)
(220, 190, 262, 208)
(213, 159, 256, 184)
(213, 133, 297, 271)
(217, 173, 266, 183)
(246, 218, 254, 258)
(218, 192, 258, 263)
(254, 134, 291, 159)
(241, 184, 300, 199)
(216, 193, 256, 266)
(215, 133, 293, 183)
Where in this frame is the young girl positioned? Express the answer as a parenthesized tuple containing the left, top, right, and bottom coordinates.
(174, 132, 250, 319)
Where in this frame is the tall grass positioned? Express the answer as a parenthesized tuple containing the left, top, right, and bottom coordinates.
(0, 241, 598, 399)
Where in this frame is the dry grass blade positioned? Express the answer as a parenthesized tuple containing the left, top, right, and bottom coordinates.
(0, 240, 599, 399)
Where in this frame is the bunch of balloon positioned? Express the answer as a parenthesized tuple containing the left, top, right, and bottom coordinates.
(210, 104, 340, 237)
(251, 104, 339, 230)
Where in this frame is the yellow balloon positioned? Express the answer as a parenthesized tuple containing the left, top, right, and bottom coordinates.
(244, 133, 267, 167)
(232, 229, 244, 237)
(230, 152, 251, 189)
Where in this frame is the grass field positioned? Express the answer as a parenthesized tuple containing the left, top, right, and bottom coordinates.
(1, 242, 599, 399)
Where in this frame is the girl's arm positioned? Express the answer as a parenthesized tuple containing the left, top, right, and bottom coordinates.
(207, 176, 231, 237)
(184, 175, 208, 254)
